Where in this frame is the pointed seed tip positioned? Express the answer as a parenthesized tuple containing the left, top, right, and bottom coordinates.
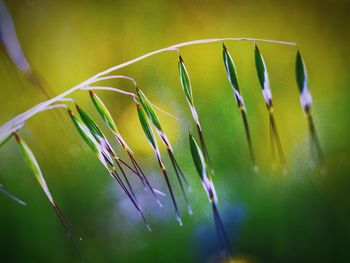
(14, 133, 20, 141)
(188, 130, 193, 138)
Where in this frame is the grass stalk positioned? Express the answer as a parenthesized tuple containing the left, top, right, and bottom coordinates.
(269, 114, 277, 169)
(269, 110, 286, 167)
(240, 108, 256, 169)
(305, 108, 324, 164)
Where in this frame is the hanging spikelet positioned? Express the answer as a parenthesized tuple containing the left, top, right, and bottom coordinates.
(178, 55, 213, 174)
(14, 133, 82, 259)
(136, 102, 183, 225)
(136, 88, 192, 215)
(189, 133, 231, 258)
(254, 44, 286, 168)
(222, 44, 256, 170)
(295, 51, 324, 165)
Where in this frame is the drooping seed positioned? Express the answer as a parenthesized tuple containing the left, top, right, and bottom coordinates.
(136, 88, 162, 131)
(223, 44, 256, 169)
(255, 45, 286, 167)
(178, 55, 213, 174)
(136, 102, 183, 224)
(223, 44, 240, 92)
(254, 44, 272, 106)
(136, 103, 158, 151)
(178, 56, 194, 105)
(89, 91, 119, 134)
(68, 109, 100, 153)
(136, 90, 192, 214)
(295, 51, 324, 165)
(189, 133, 217, 203)
(188, 132, 230, 256)
(14, 133, 82, 257)
(15, 134, 56, 204)
(295, 50, 312, 112)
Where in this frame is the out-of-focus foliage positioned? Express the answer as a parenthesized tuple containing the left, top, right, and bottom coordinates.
(1, 0, 350, 262)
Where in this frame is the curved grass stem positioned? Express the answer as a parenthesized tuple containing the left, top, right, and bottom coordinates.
(0, 37, 297, 140)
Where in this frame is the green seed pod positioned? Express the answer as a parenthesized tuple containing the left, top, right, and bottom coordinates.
(136, 103, 158, 151)
(178, 56, 194, 105)
(89, 91, 119, 134)
(295, 51, 312, 111)
(136, 88, 162, 131)
(15, 134, 54, 204)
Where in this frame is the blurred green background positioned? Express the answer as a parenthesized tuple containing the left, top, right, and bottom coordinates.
(1, 0, 350, 262)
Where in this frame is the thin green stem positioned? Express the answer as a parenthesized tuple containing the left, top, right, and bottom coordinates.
(155, 152, 182, 226)
(269, 117, 277, 169)
(240, 109, 256, 169)
(269, 111, 286, 166)
(306, 110, 324, 164)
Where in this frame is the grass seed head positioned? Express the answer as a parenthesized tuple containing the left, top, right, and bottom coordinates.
(136, 88, 163, 131)
(254, 45, 272, 106)
(15, 134, 55, 204)
(178, 56, 194, 105)
(89, 91, 119, 134)
(189, 133, 205, 180)
(136, 103, 158, 151)
(295, 51, 312, 111)
(223, 43, 240, 92)
(68, 109, 99, 153)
